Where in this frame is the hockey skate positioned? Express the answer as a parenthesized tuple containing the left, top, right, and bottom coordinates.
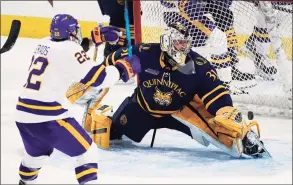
(231, 64, 256, 87)
(241, 39, 278, 81)
(242, 129, 271, 158)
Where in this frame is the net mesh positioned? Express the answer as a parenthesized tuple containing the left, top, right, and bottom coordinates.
(138, 0, 292, 117)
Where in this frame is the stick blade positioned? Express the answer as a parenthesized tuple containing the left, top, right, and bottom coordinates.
(0, 20, 21, 54)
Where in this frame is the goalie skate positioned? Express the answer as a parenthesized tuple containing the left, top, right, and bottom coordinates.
(242, 130, 272, 158)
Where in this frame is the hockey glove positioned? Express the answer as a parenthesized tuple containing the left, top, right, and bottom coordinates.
(80, 37, 93, 52)
(115, 55, 141, 82)
(209, 106, 266, 157)
(91, 26, 122, 46)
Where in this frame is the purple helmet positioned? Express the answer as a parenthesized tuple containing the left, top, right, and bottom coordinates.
(50, 14, 82, 44)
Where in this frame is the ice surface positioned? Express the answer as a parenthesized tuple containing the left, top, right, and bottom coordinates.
(1, 36, 292, 184)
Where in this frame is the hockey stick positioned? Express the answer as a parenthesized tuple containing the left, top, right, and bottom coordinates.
(150, 128, 157, 148)
(81, 46, 98, 132)
(124, 0, 132, 56)
(125, 0, 157, 147)
(0, 20, 21, 54)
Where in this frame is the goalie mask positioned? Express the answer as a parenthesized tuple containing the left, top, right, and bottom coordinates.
(160, 22, 192, 67)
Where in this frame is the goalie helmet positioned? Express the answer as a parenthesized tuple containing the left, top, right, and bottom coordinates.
(50, 14, 82, 44)
(160, 22, 192, 67)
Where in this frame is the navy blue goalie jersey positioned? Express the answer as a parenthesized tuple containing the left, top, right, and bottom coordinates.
(104, 43, 233, 117)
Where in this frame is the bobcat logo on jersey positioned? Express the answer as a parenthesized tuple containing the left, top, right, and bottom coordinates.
(153, 86, 173, 106)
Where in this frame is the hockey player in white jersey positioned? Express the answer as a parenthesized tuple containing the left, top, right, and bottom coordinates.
(242, 1, 292, 93)
(15, 14, 141, 185)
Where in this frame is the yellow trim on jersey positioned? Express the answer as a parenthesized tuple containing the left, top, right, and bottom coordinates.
(228, 42, 238, 48)
(105, 55, 111, 66)
(121, 52, 129, 57)
(253, 31, 270, 38)
(151, 114, 163, 118)
(210, 56, 231, 64)
(57, 120, 91, 150)
(19, 170, 39, 176)
(201, 85, 225, 103)
(205, 91, 230, 110)
(179, 1, 212, 36)
(76, 168, 98, 179)
(85, 65, 105, 86)
(211, 69, 217, 76)
(227, 36, 237, 41)
(225, 29, 236, 36)
(159, 53, 166, 68)
(159, 52, 178, 70)
(136, 93, 147, 112)
(138, 87, 178, 114)
(17, 102, 62, 110)
(111, 51, 117, 64)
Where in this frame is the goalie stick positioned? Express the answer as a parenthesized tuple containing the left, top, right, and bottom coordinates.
(0, 20, 21, 54)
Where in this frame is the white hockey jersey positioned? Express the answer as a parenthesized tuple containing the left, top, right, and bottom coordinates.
(15, 37, 120, 123)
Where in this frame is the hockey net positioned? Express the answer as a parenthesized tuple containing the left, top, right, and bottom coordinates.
(133, 0, 292, 117)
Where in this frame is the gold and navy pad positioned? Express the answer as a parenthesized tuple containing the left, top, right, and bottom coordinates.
(19, 164, 40, 181)
(17, 98, 67, 116)
(75, 163, 98, 184)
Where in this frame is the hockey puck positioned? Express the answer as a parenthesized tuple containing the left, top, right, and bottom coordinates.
(248, 111, 254, 120)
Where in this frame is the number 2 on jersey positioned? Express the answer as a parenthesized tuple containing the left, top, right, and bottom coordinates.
(24, 56, 49, 91)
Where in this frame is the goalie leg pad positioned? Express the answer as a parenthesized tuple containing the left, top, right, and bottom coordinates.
(172, 97, 244, 158)
(84, 108, 93, 133)
(172, 106, 242, 155)
(91, 105, 113, 150)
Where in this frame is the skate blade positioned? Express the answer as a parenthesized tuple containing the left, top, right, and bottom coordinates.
(242, 141, 272, 159)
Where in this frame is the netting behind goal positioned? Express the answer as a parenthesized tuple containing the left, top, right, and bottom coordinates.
(133, 0, 292, 117)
